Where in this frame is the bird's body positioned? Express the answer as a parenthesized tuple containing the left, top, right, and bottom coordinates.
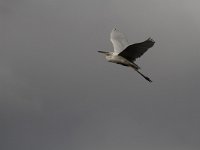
(98, 28, 155, 82)
(105, 52, 140, 69)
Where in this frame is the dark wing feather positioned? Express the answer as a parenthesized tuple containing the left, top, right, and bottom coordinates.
(118, 38, 155, 62)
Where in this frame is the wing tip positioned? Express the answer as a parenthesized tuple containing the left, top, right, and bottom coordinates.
(112, 27, 119, 32)
(147, 37, 155, 43)
(146, 37, 155, 47)
(112, 27, 117, 31)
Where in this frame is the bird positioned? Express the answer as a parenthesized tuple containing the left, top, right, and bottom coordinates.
(98, 28, 155, 82)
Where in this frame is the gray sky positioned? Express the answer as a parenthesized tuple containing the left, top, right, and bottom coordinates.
(1, 0, 200, 150)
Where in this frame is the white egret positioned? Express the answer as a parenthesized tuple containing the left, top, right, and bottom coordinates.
(98, 28, 155, 82)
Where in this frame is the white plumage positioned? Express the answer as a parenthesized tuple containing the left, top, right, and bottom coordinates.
(98, 28, 155, 82)
(110, 28, 129, 54)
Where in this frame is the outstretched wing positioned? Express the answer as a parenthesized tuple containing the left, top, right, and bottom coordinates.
(118, 38, 155, 62)
(110, 28, 129, 53)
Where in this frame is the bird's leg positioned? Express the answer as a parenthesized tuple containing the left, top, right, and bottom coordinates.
(133, 68, 152, 82)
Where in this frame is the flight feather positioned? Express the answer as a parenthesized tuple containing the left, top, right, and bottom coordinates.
(110, 28, 129, 53)
(118, 38, 155, 62)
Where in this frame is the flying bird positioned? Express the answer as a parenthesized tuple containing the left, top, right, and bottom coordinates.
(98, 28, 155, 82)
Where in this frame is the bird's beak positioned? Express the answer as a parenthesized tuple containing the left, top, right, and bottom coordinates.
(98, 51, 109, 54)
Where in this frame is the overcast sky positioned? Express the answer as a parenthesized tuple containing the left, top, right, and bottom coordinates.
(1, 0, 200, 150)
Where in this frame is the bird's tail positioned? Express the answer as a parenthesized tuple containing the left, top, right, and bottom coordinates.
(134, 69, 152, 83)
